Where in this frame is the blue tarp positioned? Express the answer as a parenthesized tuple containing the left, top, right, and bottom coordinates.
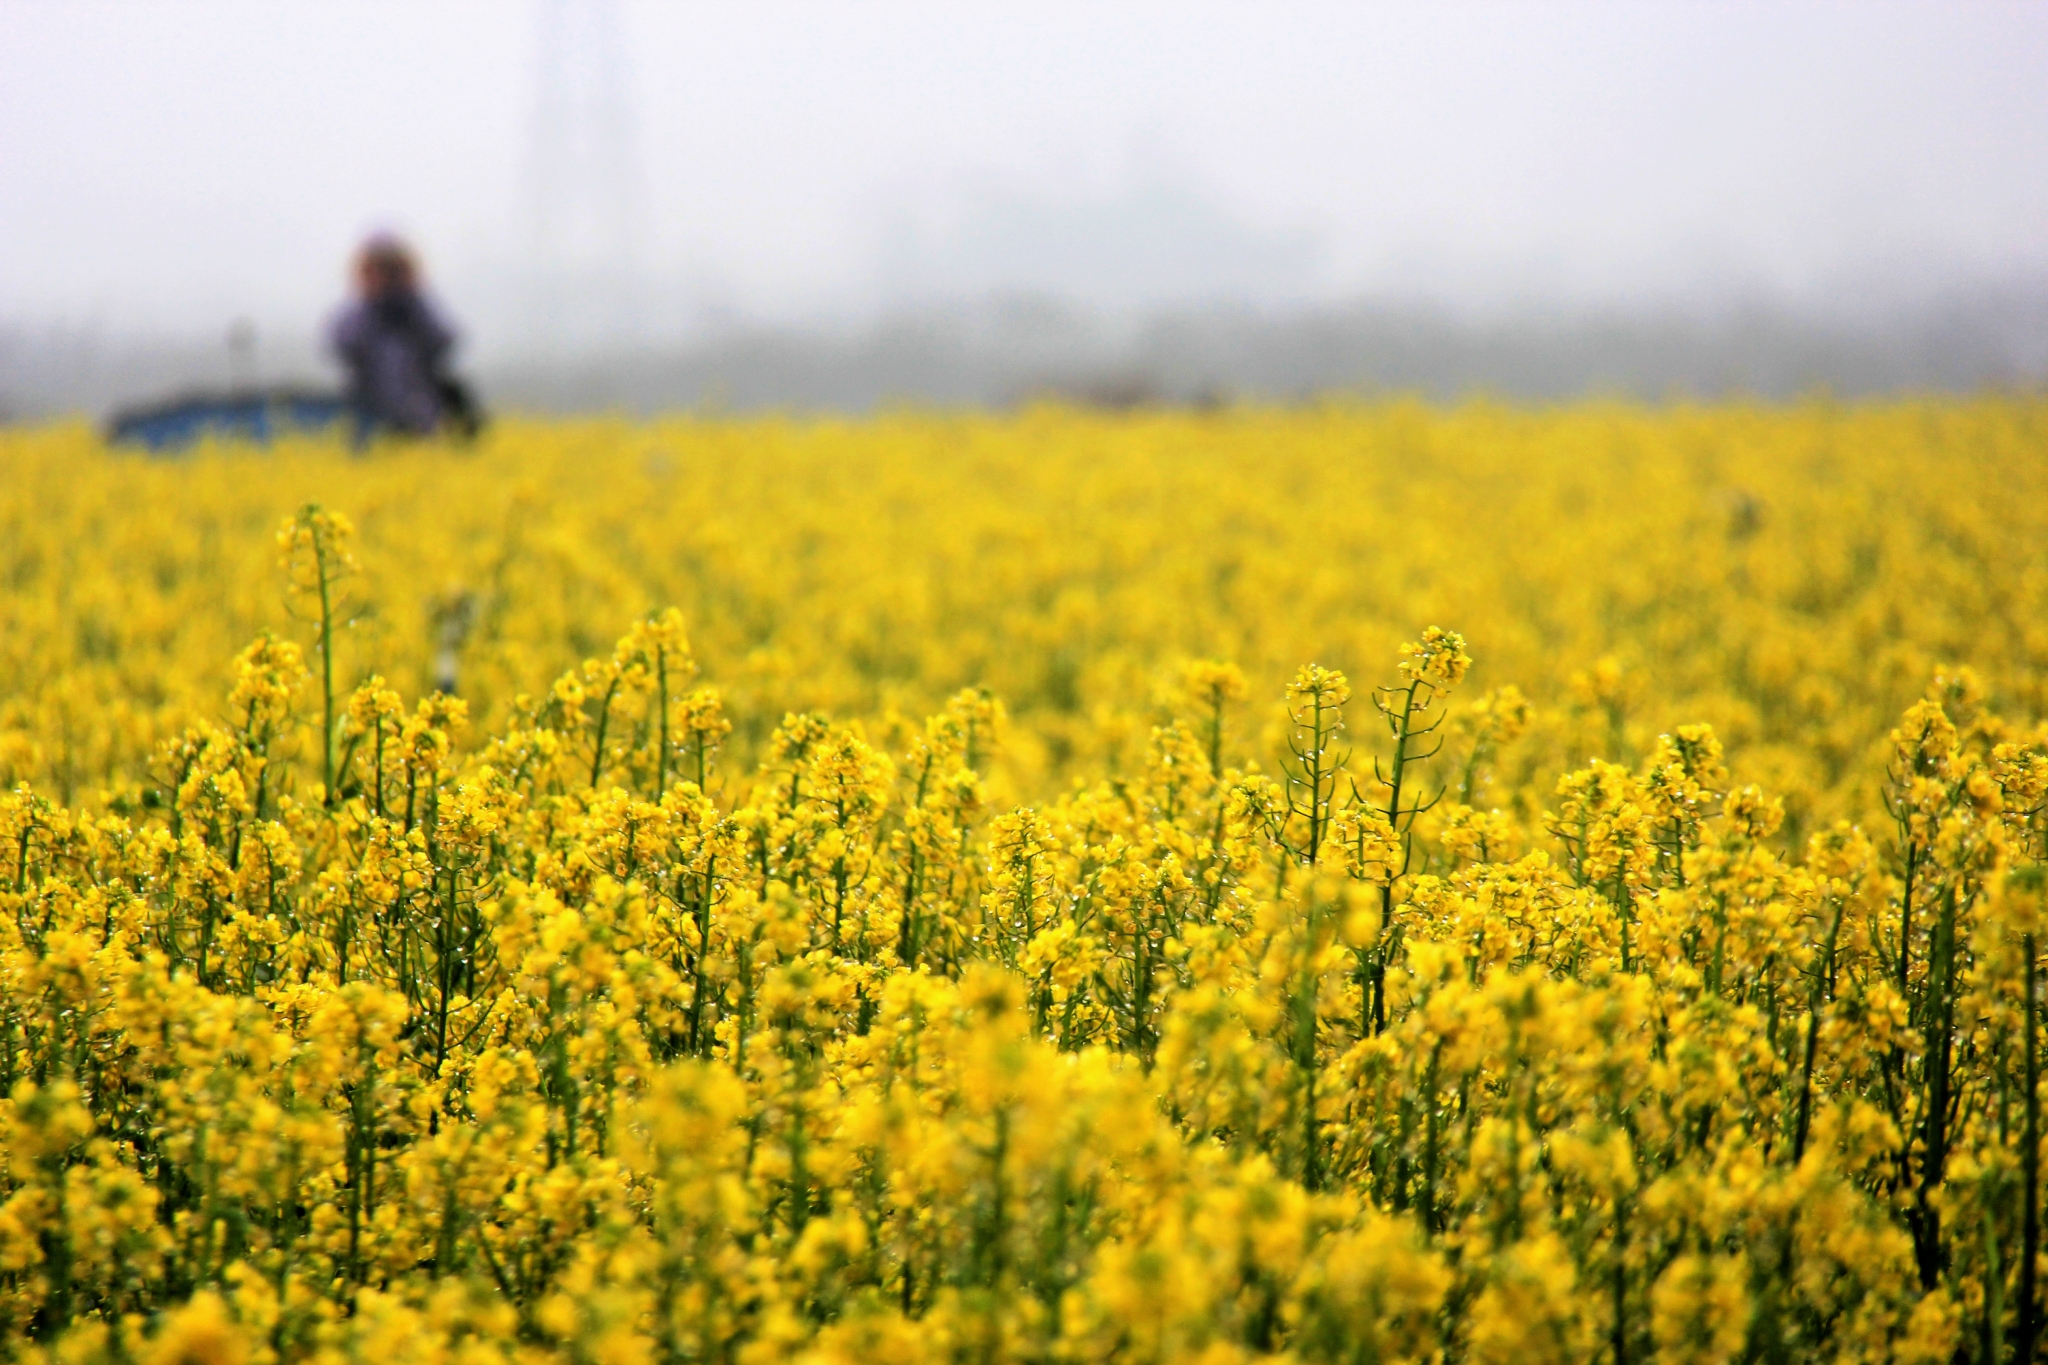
(107, 389, 353, 453)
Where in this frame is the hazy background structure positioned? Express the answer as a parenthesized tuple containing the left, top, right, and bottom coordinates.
(527, 0, 643, 355)
(3, 0, 2045, 417)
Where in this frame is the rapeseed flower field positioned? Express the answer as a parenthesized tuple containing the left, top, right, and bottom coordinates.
(1, 397, 2046, 1363)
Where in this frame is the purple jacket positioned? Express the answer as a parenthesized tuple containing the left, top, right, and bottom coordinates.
(328, 290, 458, 434)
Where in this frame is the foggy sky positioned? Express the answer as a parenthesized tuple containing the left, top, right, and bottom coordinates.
(4, 0, 2047, 360)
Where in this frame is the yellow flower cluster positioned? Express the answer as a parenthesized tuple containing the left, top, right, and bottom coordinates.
(0, 399, 2043, 1364)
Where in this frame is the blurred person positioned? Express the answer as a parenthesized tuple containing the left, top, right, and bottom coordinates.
(329, 235, 482, 445)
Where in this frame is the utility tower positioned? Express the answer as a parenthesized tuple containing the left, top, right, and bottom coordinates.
(527, 0, 643, 353)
